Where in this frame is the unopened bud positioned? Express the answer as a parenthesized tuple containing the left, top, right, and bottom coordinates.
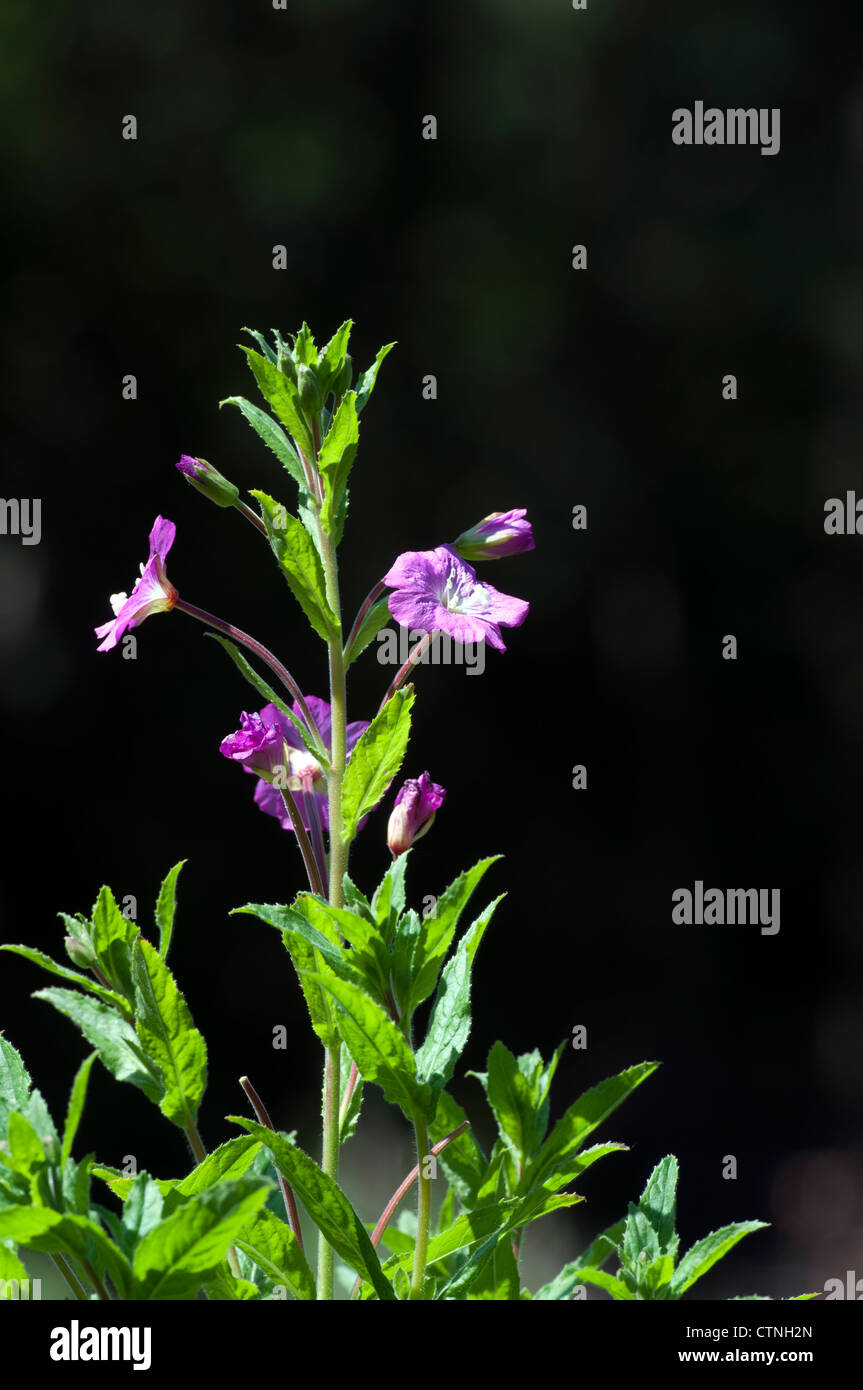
(451, 509, 535, 563)
(65, 936, 96, 970)
(387, 772, 446, 856)
(176, 455, 240, 508)
(297, 363, 323, 414)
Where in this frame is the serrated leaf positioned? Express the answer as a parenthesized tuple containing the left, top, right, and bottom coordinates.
(0, 1205, 135, 1299)
(316, 319, 353, 395)
(533, 1219, 627, 1299)
(530, 1061, 659, 1188)
(670, 1221, 769, 1297)
(305, 973, 432, 1122)
(33, 988, 164, 1107)
(155, 861, 186, 961)
(341, 687, 414, 843)
(0, 1035, 31, 1138)
(235, 1207, 316, 1301)
(355, 342, 395, 414)
(415, 898, 501, 1093)
(60, 1052, 97, 1172)
(573, 1267, 635, 1300)
(428, 1091, 487, 1208)
(344, 596, 393, 668)
(133, 1177, 270, 1299)
(632, 1154, 678, 1257)
(90, 886, 138, 1001)
(0, 945, 129, 1016)
(371, 854, 409, 940)
(252, 491, 337, 642)
(410, 857, 500, 1012)
(219, 395, 306, 488)
(131, 939, 207, 1129)
(227, 1120, 394, 1300)
(318, 392, 358, 534)
(241, 346, 313, 457)
(241, 327, 278, 364)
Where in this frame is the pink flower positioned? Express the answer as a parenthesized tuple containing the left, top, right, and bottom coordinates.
(382, 546, 528, 653)
(95, 517, 178, 652)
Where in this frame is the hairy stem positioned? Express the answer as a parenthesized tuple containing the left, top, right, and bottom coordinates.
(410, 1116, 432, 1300)
(279, 786, 326, 898)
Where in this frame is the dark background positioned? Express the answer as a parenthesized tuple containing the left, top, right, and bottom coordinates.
(2, 0, 863, 1298)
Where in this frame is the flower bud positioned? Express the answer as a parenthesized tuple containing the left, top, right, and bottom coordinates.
(65, 935, 96, 970)
(176, 455, 240, 508)
(451, 509, 535, 563)
(387, 773, 446, 856)
(297, 363, 324, 414)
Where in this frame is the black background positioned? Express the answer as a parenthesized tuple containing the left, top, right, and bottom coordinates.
(2, 0, 863, 1298)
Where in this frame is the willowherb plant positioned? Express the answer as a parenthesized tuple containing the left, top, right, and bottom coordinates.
(0, 323, 807, 1302)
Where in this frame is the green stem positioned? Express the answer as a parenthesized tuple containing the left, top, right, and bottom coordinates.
(410, 1116, 432, 1300)
(52, 1253, 88, 1301)
(316, 445, 348, 1300)
(83, 1257, 110, 1301)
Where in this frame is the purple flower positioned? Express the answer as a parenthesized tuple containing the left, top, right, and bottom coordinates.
(95, 516, 179, 652)
(382, 546, 529, 652)
(452, 509, 535, 563)
(387, 772, 446, 856)
(221, 697, 368, 834)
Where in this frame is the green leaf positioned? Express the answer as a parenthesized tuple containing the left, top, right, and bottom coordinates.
(671, 1221, 768, 1297)
(415, 897, 501, 1092)
(252, 491, 338, 642)
(344, 596, 393, 669)
(316, 319, 353, 395)
(294, 895, 390, 998)
(0, 945, 129, 1016)
(530, 1061, 659, 1188)
(0, 1243, 28, 1283)
(573, 1267, 636, 1300)
(60, 1052, 97, 1171)
(227, 1120, 394, 1300)
(131, 938, 207, 1129)
(241, 346, 313, 457)
(205, 635, 326, 761)
(241, 327, 278, 364)
(177, 1138, 264, 1197)
(0, 1035, 31, 1138)
(120, 1174, 167, 1254)
(33, 988, 164, 1107)
(133, 1177, 271, 1299)
(7, 1111, 47, 1177)
(0, 1206, 136, 1299)
(219, 395, 306, 488)
(428, 1091, 487, 1208)
(293, 322, 317, 366)
(371, 854, 409, 940)
(629, 1154, 679, 1259)
(306, 973, 432, 1122)
(355, 342, 395, 414)
(340, 687, 414, 843)
(533, 1219, 627, 1299)
(90, 886, 138, 1001)
(538, 1140, 629, 1193)
(154, 861, 186, 961)
(410, 857, 500, 1012)
(318, 392, 359, 534)
(235, 1207, 316, 1301)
